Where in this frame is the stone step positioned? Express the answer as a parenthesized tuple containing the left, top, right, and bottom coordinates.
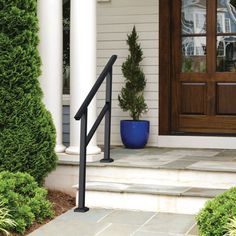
(75, 181, 226, 214)
(45, 149, 236, 196)
(86, 164, 236, 189)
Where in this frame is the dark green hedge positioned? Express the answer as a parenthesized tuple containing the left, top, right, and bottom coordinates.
(0, 0, 57, 184)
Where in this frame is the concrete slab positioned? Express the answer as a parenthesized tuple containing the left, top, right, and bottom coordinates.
(53, 208, 113, 223)
(183, 188, 225, 198)
(187, 223, 199, 236)
(133, 231, 175, 236)
(188, 161, 236, 172)
(29, 208, 197, 236)
(99, 210, 155, 225)
(29, 219, 110, 236)
(97, 223, 140, 236)
(140, 213, 196, 235)
(161, 160, 198, 169)
(85, 147, 236, 173)
(84, 181, 192, 196)
(127, 184, 190, 195)
(164, 150, 220, 157)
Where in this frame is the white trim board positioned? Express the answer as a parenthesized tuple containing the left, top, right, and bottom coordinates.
(158, 135, 236, 150)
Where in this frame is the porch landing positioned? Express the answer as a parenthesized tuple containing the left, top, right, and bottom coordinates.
(90, 147, 236, 172)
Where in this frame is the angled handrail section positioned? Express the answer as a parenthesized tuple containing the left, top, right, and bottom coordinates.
(74, 55, 117, 213)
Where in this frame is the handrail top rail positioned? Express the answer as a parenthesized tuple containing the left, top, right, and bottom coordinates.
(74, 55, 117, 120)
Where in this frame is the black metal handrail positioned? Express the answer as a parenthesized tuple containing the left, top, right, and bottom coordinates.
(74, 55, 117, 213)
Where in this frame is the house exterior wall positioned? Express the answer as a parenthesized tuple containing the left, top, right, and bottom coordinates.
(96, 0, 159, 146)
(61, 0, 236, 149)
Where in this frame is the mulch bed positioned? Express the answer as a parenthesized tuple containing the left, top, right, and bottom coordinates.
(22, 190, 75, 235)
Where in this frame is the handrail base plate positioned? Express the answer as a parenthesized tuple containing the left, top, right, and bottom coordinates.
(74, 207, 89, 213)
(100, 158, 114, 163)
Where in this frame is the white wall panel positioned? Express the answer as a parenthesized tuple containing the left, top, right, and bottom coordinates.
(97, 0, 159, 146)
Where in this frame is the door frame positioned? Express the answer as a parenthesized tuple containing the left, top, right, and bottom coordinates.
(159, 0, 236, 135)
(159, 0, 172, 134)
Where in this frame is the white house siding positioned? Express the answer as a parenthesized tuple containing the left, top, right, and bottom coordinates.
(97, 0, 159, 146)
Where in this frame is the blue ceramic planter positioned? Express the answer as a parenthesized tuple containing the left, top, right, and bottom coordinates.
(120, 120, 150, 149)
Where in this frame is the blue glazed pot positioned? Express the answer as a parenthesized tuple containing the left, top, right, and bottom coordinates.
(120, 120, 150, 149)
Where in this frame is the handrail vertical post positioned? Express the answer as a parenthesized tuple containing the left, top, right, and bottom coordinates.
(74, 55, 117, 213)
(74, 108, 89, 212)
(101, 69, 114, 163)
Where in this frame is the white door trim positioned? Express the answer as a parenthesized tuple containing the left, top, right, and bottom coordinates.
(158, 135, 236, 149)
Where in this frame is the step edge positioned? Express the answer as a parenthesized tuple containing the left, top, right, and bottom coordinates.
(84, 188, 219, 198)
(73, 182, 227, 198)
(57, 160, 236, 174)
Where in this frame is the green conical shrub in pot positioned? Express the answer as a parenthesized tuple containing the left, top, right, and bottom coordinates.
(118, 26, 149, 149)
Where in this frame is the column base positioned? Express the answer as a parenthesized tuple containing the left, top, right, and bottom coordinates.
(55, 144, 66, 153)
(65, 145, 101, 155)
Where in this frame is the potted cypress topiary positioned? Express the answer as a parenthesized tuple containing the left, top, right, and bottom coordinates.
(118, 26, 149, 149)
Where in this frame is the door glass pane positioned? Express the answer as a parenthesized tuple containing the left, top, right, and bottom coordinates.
(217, 0, 236, 33)
(182, 36, 206, 72)
(182, 0, 206, 34)
(217, 36, 236, 72)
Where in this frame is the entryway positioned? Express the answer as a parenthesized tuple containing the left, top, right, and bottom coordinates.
(159, 0, 236, 135)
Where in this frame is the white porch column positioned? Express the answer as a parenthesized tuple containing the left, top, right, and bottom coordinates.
(37, 0, 66, 153)
(66, 0, 101, 155)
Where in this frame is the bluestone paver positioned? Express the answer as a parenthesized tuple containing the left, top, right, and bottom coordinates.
(99, 210, 155, 225)
(29, 209, 197, 236)
(139, 213, 195, 234)
(97, 223, 140, 236)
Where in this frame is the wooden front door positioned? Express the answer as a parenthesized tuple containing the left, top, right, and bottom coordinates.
(171, 0, 236, 134)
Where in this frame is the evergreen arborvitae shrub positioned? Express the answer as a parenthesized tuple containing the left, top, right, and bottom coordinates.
(197, 187, 236, 236)
(118, 26, 148, 120)
(0, 0, 57, 184)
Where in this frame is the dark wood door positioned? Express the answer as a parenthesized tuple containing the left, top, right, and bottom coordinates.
(171, 0, 236, 134)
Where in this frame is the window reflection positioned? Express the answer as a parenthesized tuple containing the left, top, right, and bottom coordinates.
(217, 36, 236, 72)
(182, 37, 206, 72)
(181, 0, 236, 72)
(217, 1, 236, 71)
(182, 0, 206, 34)
(182, 37, 206, 56)
(217, 0, 236, 33)
(181, 1, 206, 72)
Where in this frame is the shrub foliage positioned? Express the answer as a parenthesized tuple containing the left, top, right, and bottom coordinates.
(197, 187, 236, 236)
(0, 0, 57, 184)
(0, 171, 53, 234)
(0, 200, 17, 235)
(225, 217, 236, 236)
(118, 26, 148, 120)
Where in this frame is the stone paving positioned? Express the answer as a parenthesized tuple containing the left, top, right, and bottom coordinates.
(59, 147, 236, 172)
(29, 208, 198, 236)
(85, 181, 226, 198)
(40, 147, 236, 236)
(94, 147, 236, 172)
